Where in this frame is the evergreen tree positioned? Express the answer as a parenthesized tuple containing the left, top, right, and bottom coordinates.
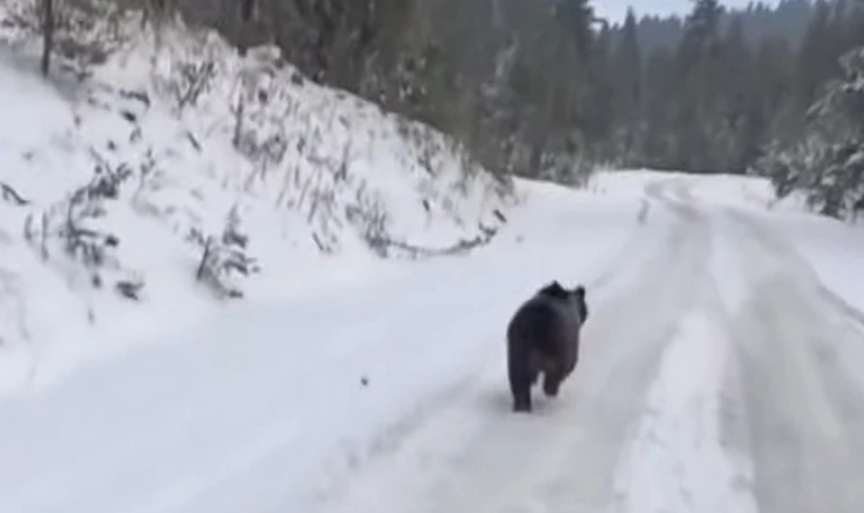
(610, 8, 644, 162)
(797, 0, 838, 108)
(554, 0, 595, 60)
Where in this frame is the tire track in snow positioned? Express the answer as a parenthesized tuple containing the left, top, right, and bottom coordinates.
(619, 177, 864, 513)
(609, 310, 758, 513)
(710, 204, 864, 513)
(655, 181, 864, 512)
(720, 206, 864, 386)
(581, 197, 654, 292)
(720, 207, 864, 330)
(606, 178, 758, 513)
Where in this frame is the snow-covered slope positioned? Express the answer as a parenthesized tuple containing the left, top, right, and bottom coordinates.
(0, 6, 513, 393)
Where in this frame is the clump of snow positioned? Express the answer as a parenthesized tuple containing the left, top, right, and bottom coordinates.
(0, 5, 515, 393)
(610, 311, 757, 513)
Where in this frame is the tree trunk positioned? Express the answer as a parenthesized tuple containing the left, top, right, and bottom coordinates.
(41, 0, 54, 77)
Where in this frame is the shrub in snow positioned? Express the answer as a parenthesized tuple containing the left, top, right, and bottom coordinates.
(344, 181, 390, 257)
(0, 182, 30, 206)
(23, 158, 144, 300)
(187, 205, 259, 300)
(169, 60, 215, 110)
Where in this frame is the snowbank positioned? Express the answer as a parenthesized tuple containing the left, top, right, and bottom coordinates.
(717, 203, 864, 316)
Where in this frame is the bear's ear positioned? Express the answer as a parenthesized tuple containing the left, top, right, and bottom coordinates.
(539, 280, 568, 298)
(573, 285, 585, 298)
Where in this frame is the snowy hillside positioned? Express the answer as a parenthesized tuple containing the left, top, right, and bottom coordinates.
(0, 5, 514, 393)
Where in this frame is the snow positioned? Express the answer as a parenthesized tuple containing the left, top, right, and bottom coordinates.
(610, 312, 757, 513)
(711, 193, 864, 397)
(2, 4, 864, 513)
(757, 212, 864, 311)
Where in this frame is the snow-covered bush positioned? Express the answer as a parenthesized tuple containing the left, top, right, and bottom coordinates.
(22, 158, 144, 301)
(752, 46, 864, 220)
(187, 205, 259, 299)
(0, 182, 30, 206)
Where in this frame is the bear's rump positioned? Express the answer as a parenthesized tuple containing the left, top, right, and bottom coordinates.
(508, 298, 577, 360)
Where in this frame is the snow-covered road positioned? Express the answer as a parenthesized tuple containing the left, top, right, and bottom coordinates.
(3, 176, 864, 513)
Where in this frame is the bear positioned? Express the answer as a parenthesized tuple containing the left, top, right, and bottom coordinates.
(505, 280, 589, 413)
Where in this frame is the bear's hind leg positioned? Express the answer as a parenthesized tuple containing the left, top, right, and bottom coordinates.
(542, 371, 562, 398)
(508, 346, 534, 412)
(510, 374, 532, 412)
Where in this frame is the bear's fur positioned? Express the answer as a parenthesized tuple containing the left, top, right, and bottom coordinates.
(505, 280, 588, 413)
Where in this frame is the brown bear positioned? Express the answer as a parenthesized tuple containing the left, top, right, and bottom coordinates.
(505, 280, 588, 413)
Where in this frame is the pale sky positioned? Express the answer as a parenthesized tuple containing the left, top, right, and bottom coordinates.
(592, 0, 781, 24)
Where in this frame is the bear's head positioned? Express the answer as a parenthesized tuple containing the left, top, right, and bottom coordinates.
(538, 280, 571, 300)
(538, 281, 588, 325)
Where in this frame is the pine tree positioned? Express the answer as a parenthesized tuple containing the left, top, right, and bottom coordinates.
(612, 8, 644, 162)
(716, 14, 761, 171)
(797, 0, 837, 106)
(674, 0, 726, 171)
(553, 0, 595, 60)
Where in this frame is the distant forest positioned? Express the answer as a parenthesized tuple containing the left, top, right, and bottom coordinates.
(611, 0, 864, 222)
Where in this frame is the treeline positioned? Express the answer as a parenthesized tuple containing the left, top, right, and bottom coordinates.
(165, 0, 864, 179)
(634, 0, 816, 56)
(602, 0, 864, 173)
(31, 0, 864, 216)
